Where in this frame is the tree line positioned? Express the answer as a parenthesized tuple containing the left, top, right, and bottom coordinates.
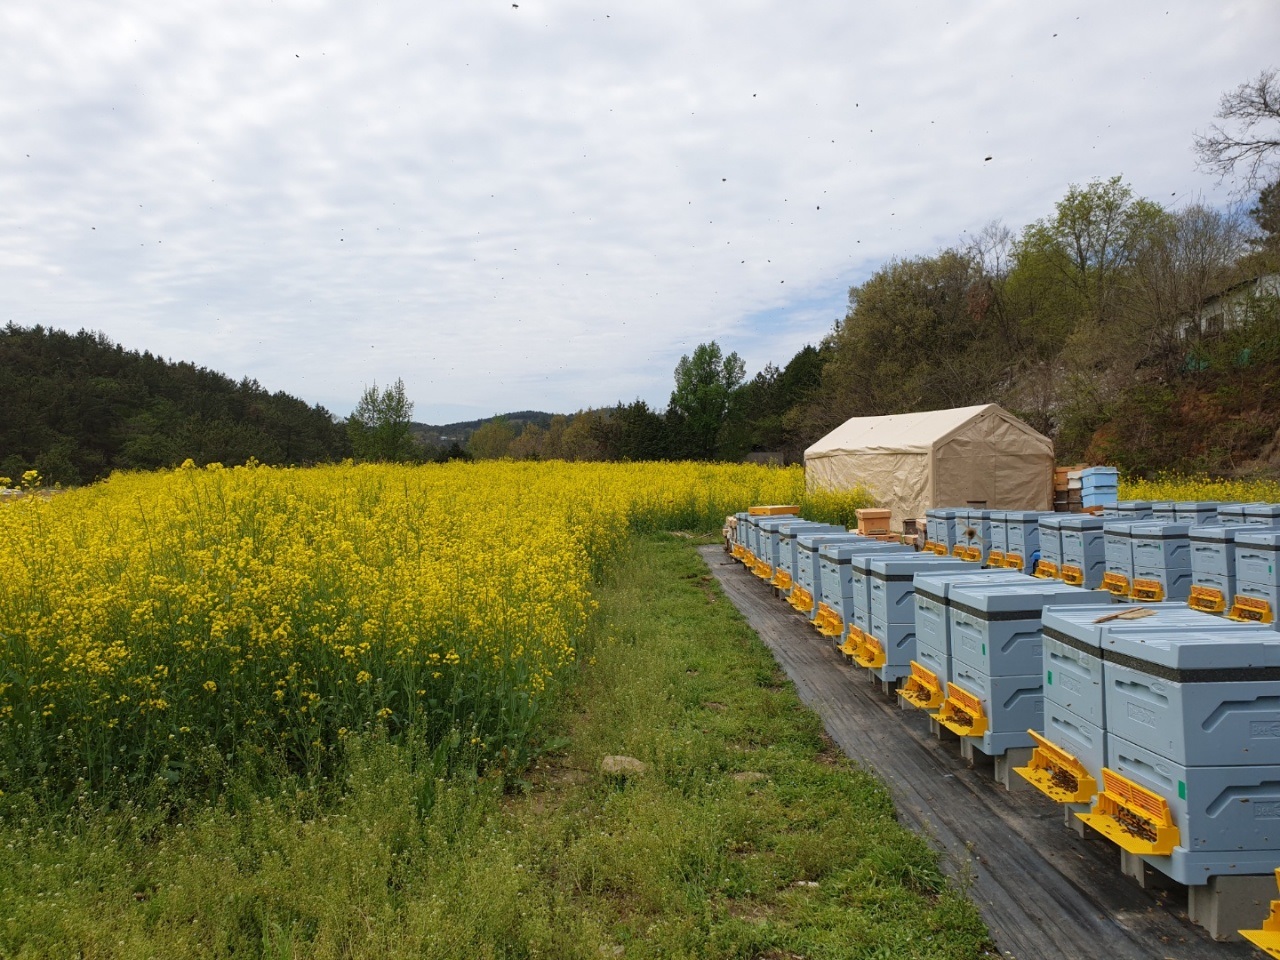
(0, 324, 350, 485)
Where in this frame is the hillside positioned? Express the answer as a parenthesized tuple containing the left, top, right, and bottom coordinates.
(411, 410, 558, 447)
(0, 324, 350, 485)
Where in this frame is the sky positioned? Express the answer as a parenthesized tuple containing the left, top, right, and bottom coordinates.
(1, 2, 1277, 424)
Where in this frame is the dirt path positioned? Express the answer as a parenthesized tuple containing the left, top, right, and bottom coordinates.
(698, 545, 1257, 960)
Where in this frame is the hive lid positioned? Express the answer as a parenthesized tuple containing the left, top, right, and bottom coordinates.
(1175, 501, 1221, 511)
(1102, 626, 1280, 672)
(1218, 503, 1263, 518)
(926, 509, 960, 520)
(818, 541, 911, 562)
(1005, 510, 1056, 522)
(756, 517, 800, 532)
(948, 580, 1103, 616)
(1041, 603, 1215, 650)
(1039, 515, 1070, 529)
(912, 569, 1034, 602)
(866, 556, 971, 579)
(1115, 501, 1153, 510)
(779, 521, 843, 538)
(1189, 525, 1239, 544)
(1243, 504, 1280, 519)
(1103, 521, 1140, 536)
(1128, 522, 1192, 540)
(797, 532, 864, 549)
(1236, 530, 1280, 550)
(1059, 515, 1105, 531)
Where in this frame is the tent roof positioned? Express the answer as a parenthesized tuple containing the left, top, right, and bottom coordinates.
(804, 404, 1050, 458)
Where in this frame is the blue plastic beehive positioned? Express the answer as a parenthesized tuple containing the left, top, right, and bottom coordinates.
(1101, 625, 1280, 766)
(948, 580, 1100, 678)
(866, 554, 971, 626)
(779, 521, 844, 588)
(925, 508, 961, 555)
(911, 570, 1034, 685)
(1129, 522, 1193, 602)
(1059, 515, 1106, 588)
(1175, 502, 1221, 526)
(1038, 515, 1067, 576)
(1245, 504, 1280, 525)
(1151, 502, 1179, 522)
(796, 533, 865, 618)
(988, 511, 1009, 563)
(1105, 734, 1280, 878)
(1006, 511, 1053, 570)
(1216, 503, 1257, 526)
(1235, 531, 1280, 587)
(945, 659, 1044, 755)
(1040, 602, 1221, 727)
(954, 509, 994, 563)
(1115, 501, 1155, 520)
(1188, 525, 1243, 614)
(1103, 521, 1138, 598)
(1042, 701, 1107, 794)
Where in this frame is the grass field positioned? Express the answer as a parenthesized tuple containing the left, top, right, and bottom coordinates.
(0, 532, 989, 959)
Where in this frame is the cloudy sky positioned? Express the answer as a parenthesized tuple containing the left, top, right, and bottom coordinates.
(1, 2, 1276, 423)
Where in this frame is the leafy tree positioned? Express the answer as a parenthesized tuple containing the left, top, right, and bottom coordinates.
(467, 417, 515, 460)
(611, 399, 670, 461)
(1195, 67, 1280, 189)
(346, 378, 417, 462)
(668, 342, 745, 459)
(1015, 177, 1165, 328)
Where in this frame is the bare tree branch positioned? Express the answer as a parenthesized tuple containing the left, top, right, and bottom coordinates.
(1194, 68, 1280, 189)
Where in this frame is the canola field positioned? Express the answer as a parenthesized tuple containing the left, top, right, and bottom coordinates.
(0, 460, 864, 805)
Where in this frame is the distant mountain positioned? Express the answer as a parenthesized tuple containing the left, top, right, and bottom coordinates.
(411, 410, 560, 446)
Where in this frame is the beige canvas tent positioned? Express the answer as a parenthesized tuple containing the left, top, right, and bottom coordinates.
(804, 404, 1053, 528)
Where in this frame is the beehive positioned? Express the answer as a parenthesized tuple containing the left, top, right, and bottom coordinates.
(855, 507, 892, 536)
(1023, 603, 1228, 807)
(901, 569, 1032, 710)
(1083, 734, 1280, 883)
(1100, 625, 1280, 766)
(1115, 501, 1155, 520)
(814, 541, 912, 638)
(934, 660, 1045, 755)
(1037, 515, 1067, 579)
(867, 555, 973, 626)
(1151, 501, 1179, 522)
(1005, 511, 1054, 571)
(731, 511, 750, 560)
(748, 504, 802, 516)
(1130, 522, 1193, 603)
(1189, 525, 1243, 614)
(1040, 602, 1216, 727)
(1245, 504, 1280, 525)
(954, 509, 994, 563)
(775, 521, 844, 592)
(794, 533, 867, 619)
(1102, 520, 1138, 598)
(1231, 530, 1280, 626)
(925, 508, 961, 556)
(948, 580, 1102, 679)
(987, 510, 1009, 568)
(1080, 466, 1119, 510)
(1216, 503, 1259, 526)
(1059, 515, 1106, 588)
(1175, 501, 1222, 527)
(752, 517, 804, 580)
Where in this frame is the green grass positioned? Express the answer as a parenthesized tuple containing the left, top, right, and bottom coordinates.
(0, 534, 990, 959)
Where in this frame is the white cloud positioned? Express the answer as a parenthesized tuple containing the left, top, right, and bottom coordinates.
(0, 1, 1276, 421)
